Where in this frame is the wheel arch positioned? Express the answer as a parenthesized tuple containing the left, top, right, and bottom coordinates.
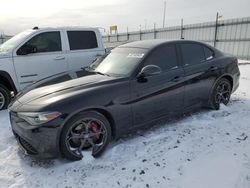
(221, 75, 233, 91)
(0, 71, 17, 94)
(207, 73, 234, 108)
(61, 107, 117, 139)
(211, 74, 234, 93)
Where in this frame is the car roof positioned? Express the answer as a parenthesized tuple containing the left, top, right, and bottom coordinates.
(118, 39, 211, 49)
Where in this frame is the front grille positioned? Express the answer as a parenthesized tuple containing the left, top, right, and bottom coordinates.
(18, 136, 38, 155)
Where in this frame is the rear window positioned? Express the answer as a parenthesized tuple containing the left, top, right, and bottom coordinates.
(181, 43, 205, 66)
(67, 31, 98, 50)
(204, 46, 214, 60)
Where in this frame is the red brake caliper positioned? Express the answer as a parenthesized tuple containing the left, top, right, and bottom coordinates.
(90, 121, 100, 139)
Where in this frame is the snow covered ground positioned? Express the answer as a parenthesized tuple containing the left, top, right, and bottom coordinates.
(0, 62, 250, 188)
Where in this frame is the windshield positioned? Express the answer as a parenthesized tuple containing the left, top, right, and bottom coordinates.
(92, 48, 147, 77)
(0, 30, 35, 52)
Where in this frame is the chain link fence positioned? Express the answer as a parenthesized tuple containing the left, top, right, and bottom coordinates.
(103, 17, 250, 60)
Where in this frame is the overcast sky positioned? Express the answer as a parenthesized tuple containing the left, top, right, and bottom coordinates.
(0, 0, 249, 35)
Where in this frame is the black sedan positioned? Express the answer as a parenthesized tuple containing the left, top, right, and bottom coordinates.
(9, 40, 240, 160)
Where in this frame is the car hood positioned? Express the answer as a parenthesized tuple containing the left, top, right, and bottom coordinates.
(15, 73, 117, 105)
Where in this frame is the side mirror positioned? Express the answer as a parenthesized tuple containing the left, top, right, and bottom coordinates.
(138, 65, 162, 78)
(17, 45, 37, 55)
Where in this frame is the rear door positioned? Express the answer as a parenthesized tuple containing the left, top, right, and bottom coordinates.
(130, 44, 185, 126)
(13, 30, 68, 90)
(65, 29, 105, 70)
(179, 42, 218, 108)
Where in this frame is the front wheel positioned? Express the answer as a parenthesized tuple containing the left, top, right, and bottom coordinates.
(0, 84, 11, 110)
(210, 78, 232, 110)
(60, 111, 111, 161)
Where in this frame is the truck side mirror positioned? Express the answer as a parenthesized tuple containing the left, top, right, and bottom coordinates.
(17, 45, 37, 55)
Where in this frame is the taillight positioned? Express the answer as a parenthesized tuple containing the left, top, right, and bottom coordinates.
(233, 59, 238, 65)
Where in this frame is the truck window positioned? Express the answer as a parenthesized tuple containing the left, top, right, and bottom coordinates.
(67, 31, 98, 50)
(21, 32, 62, 53)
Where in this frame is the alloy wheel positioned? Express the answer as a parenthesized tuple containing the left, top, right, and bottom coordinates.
(215, 80, 231, 105)
(65, 117, 107, 158)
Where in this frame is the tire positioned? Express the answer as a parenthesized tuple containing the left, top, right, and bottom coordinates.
(0, 84, 11, 110)
(60, 111, 112, 161)
(209, 78, 232, 110)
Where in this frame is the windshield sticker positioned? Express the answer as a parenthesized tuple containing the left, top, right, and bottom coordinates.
(127, 53, 144, 58)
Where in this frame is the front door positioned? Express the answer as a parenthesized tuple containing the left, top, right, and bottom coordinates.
(130, 44, 185, 126)
(13, 31, 68, 90)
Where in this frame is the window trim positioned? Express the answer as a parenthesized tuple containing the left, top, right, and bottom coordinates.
(203, 46, 215, 61)
(16, 31, 63, 55)
(67, 30, 98, 51)
(179, 42, 208, 67)
(141, 44, 180, 73)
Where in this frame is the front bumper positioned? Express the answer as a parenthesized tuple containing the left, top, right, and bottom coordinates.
(10, 111, 61, 159)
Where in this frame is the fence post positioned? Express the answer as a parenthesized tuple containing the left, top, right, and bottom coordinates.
(154, 23, 157, 39)
(127, 27, 129, 41)
(139, 25, 142, 40)
(0, 34, 3, 44)
(214, 12, 219, 47)
(180, 18, 184, 39)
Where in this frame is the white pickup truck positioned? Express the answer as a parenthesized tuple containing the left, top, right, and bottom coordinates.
(0, 27, 105, 110)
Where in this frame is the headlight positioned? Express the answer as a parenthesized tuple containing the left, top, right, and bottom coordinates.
(17, 112, 62, 126)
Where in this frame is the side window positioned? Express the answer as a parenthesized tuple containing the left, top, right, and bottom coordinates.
(144, 45, 178, 71)
(24, 32, 62, 53)
(204, 46, 214, 60)
(67, 31, 98, 50)
(181, 43, 205, 66)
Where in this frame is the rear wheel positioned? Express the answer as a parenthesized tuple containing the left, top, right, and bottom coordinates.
(0, 84, 11, 110)
(60, 111, 111, 161)
(210, 78, 232, 110)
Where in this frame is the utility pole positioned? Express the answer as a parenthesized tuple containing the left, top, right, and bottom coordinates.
(214, 12, 219, 47)
(163, 1, 166, 28)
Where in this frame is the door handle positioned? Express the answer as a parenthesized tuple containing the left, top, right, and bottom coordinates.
(209, 66, 218, 71)
(171, 76, 181, 82)
(54, 56, 65, 60)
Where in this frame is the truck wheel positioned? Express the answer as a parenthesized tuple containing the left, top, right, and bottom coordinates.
(0, 84, 11, 110)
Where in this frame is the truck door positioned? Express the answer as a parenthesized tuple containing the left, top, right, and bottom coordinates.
(13, 30, 68, 90)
